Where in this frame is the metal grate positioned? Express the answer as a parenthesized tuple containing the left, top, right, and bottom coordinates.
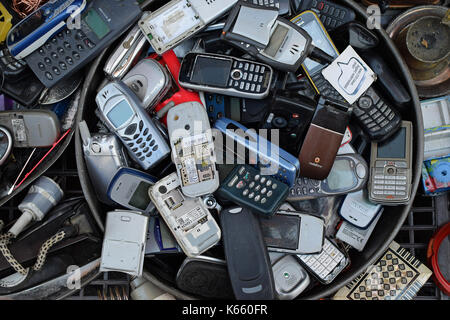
(395, 192, 450, 300)
(65, 271, 131, 300)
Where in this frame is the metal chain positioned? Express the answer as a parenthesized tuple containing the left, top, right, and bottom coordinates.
(0, 220, 66, 275)
(33, 230, 66, 271)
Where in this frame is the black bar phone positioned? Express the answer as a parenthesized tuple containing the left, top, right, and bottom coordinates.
(179, 52, 273, 99)
(220, 206, 276, 300)
(293, 0, 355, 30)
(291, 10, 402, 142)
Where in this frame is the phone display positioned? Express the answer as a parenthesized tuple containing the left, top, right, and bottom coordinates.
(107, 167, 157, 215)
(259, 210, 325, 254)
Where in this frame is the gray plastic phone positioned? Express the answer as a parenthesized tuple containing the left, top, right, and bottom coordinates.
(368, 121, 413, 205)
(79, 120, 128, 205)
(95, 81, 170, 170)
(122, 59, 171, 111)
(288, 153, 368, 201)
(166, 101, 219, 197)
(0, 110, 60, 148)
(339, 190, 382, 229)
(100, 210, 148, 277)
(269, 252, 311, 300)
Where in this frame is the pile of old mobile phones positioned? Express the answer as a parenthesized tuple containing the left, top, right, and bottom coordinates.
(291, 10, 403, 142)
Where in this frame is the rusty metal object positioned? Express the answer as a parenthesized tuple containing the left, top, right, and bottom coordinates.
(387, 6, 450, 98)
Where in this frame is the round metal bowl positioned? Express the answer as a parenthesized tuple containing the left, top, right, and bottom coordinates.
(75, 0, 424, 299)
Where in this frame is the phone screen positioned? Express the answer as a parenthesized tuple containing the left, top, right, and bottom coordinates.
(260, 214, 300, 250)
(191, 56, 232, 87)
(128, 180, 152, 210)
(377, 127, 406, 159)
(107, 99, 134, 128)
(84, 9, 111, 40)
(326, 159, 357, 191)
(294, 14, 338, 75)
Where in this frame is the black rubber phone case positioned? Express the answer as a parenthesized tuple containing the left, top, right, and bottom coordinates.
(220, 207, 275, 300)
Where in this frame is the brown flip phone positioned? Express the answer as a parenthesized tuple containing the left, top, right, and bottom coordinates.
(298, 97, 352, 180)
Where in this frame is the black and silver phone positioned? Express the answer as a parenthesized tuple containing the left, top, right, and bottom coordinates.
(221, 1, 321, 73)
(291, 10, 402, 142)
(179, 52, 273, 99)
(368, 121, 413, 205)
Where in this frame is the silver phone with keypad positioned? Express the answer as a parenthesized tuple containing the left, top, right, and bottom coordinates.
(95, 81, 170, 171)
(297, 237, 348, 284)
(368, 121, 413, 205)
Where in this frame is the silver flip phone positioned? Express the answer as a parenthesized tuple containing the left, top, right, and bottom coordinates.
(122, 59, 171, 111)
(79, 121, 129, 205)
(104, 12, 151, 80)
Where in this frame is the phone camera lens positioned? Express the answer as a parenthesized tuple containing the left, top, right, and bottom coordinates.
(158, 186, 167, 194)
(272, 117, 288, 129)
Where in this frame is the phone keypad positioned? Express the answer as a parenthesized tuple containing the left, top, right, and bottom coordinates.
(298, 238, 348, 283)
(288, 177, 321, 200)
(250, 0, 279, 8)
(219, 165, 289, 216)
(372, 162, 408, 197)
(121, 120, 166, 168)
(309, 0, 355, 30)
(229, 60, 269, 94)
(25, 28, 97, 87)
